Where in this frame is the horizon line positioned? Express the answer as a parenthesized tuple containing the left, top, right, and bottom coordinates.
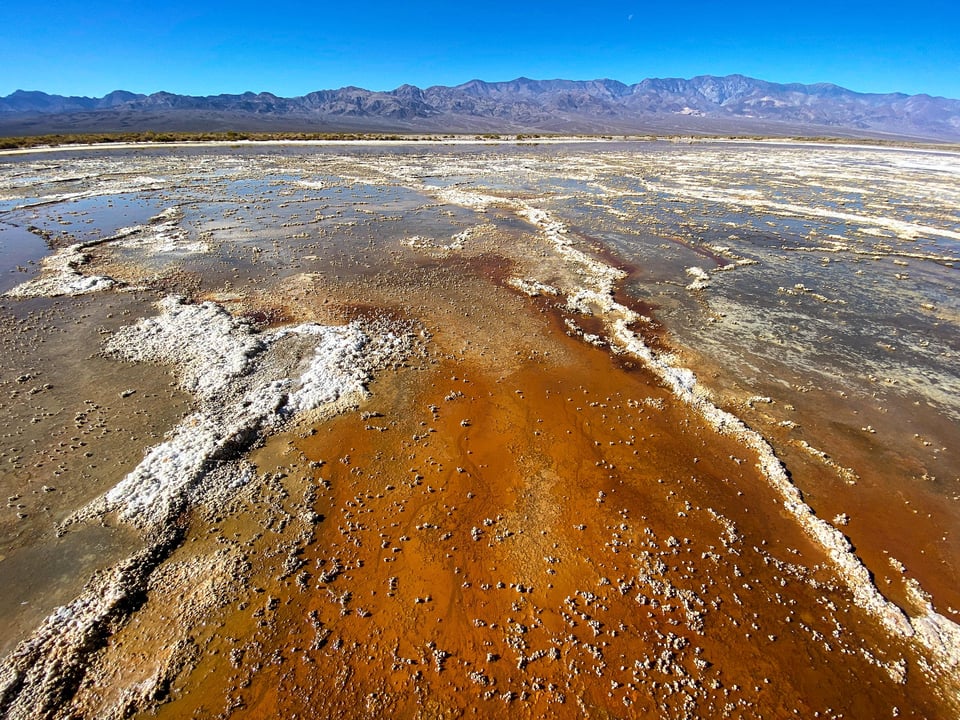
(3, 73, 953, 103)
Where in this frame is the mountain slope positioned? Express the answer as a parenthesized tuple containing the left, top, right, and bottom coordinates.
(2, 75, 959, 141)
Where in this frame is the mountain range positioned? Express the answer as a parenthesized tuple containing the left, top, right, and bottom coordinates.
(2, 75, 959, 141)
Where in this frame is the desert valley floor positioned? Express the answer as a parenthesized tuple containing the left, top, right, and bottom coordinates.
(0, 138, 958, 719)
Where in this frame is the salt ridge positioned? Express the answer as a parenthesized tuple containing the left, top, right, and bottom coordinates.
(419, 179, 960, 679)
(74, 298, 413, 528)
(0, 524, 183, 719)
(532, 204, 960, 678)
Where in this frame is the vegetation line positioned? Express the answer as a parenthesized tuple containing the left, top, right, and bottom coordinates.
(1, 130, 956, 152)
(0, 131, 538, 149)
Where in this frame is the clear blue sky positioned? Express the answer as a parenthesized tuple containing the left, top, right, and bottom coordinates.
(3, 0, 959, 99)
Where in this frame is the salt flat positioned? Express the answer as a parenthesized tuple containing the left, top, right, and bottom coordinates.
(0, 140, 957, 718)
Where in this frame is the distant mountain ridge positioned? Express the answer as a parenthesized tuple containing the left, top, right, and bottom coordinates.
(2, 74, 959, 141)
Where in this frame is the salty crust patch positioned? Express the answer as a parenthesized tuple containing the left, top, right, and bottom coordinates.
(0, 296, 420, 718)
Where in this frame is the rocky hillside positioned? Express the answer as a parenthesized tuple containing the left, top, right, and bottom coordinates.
(2, 75, 959, 140)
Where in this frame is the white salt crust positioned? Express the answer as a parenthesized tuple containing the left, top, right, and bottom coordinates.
(0, 297, 416, 719)
(684, 266, 711, 291)
(4, 207, 205, 299)
(104, 296, 265, 400)
(403, 228, 471, 253)
(76, 296, 413, 528)
(116, 207, 210, 255)
(3, 244, 117, 298)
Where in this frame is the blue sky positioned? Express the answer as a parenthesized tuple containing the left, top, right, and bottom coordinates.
(3, 0, 959, 99)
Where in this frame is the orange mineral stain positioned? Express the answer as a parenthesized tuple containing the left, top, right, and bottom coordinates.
(1, 143, 957, 720)
(142, 299, 944, 719)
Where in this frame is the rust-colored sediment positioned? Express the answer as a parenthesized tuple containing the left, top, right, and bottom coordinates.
(3, 146, 958, 720)
(64, 265, 945, 720)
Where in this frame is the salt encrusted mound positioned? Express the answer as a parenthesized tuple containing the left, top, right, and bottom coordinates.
(403, 230, 470, 252)
(273, 323, 374, 416)
(104, 296, 266, 401)
(0, 297, 418, 719)
(115, 206, 209, 255)
(74, 296, 416, 528)
(685, 266, 712, 291)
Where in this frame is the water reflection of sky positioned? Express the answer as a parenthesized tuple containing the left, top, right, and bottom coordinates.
(1, 140, 956, 460)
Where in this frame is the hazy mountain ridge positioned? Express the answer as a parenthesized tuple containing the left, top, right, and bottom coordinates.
(2, 74, 959, 140)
